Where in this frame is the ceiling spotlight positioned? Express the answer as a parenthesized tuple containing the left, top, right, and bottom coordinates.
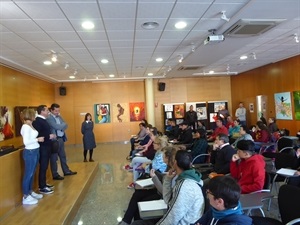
(51, 54, 57, 62)
(64, 62, 69, 69)
(226, 64, 230, 71)
(147, 73, 153, 76)
(156, 57, 163, 62)
(43, 60, 52, 65)
(178, 54, 183, 63)
(208, 70, 214, 74)
(240, 55, 248, 60)
(73, 69, 78, 76)
(69, 75, 75, 79)
(109, 74, 115, 78)
(221, 11, 230, 22)
(175, 21, 187, 29)
(191, 45, 196, 52)
(251, 52, 257, 60)
(294, 33, 299, 43)
(101, 59, 109, 64)
(82, 21, 95, 30)
(142, 21, 159, 30)
(167, 66, 172, 72)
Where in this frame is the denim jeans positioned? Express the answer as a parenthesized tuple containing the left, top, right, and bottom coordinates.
(22, 148, 39, 196)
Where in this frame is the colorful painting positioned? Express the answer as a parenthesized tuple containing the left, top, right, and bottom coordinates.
(209, 112, 218, 123)
(94, 104, 110, 124)
(112, 103, 129, 123)
(14, 106, 37, 137)
(129, 102, 145, 122)
(293, 91, 300, 120)
(274, 92, 293, 120)
(174, 104, 185, 119)
(0, 106, 14, 141)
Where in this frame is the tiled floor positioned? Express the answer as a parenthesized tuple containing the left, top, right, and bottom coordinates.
(64, 143, 281, 225)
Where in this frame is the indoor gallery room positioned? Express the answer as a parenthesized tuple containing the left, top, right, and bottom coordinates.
(0, 0, 300, 225)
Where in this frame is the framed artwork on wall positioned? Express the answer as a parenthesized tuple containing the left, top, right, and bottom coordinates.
(112, 103, 129, 123)
(94, 104, 110, 124)
(129, 102, 145, 122)
(0, 106, 14, 141)
(293, 91, 300, 120)
(249, 103, 254, 113)
(274, 92, 293, 120)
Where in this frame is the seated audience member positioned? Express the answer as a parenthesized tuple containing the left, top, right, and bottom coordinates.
(175, 121, 193, 145)
(229, 119, 241, 138)
(252, 121, 271, 152)
(165, 119, 179, 140)
(130, 125, 154, 158)
(232, 125, 254, 149)
(132, 150, 205, 225)
(268, 117, 279, 134)
(225, 116, 234, 130)
(230, 140, 265, 194)
(129, 122, 148, 157)
(126, 136, 168, 189)
(210, 134, 236, 176)
(190, 129, 208, 164)
(207, 119, 228, 142)
(193, 176, 252, 225)
(197, 120, 206, 133)
(119, 146, 178, 225)
(165, 119, 172, 132)
(287, 148, 300, 187)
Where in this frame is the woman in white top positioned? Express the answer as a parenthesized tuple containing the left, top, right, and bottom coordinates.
(21, 108, 44, 205)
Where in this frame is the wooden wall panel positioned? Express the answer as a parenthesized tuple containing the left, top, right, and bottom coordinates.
(231, 55, 300, 135)
(0, 65, 54, 147)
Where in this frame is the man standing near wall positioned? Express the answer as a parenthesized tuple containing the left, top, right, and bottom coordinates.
(33, 105, 56, 194)
(185, 105, 197, 131)
(235, 102, 246, 126)
(47, 103, 77, 180)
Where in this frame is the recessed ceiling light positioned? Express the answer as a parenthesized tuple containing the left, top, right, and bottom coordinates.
(101, 59, 109, 64)
(141, 21, 159, 30)
(148, 73, 153, 76)
(69, 75, 75, 79)
(82, 21, 95, 30)
(109, 74, 115, 78)
(156, 58, 163, 62)
(175, 21, 187, 29)
(43, 61, 52, 65)
(209, 70, 214, 74)
(240, 55, 248, 60)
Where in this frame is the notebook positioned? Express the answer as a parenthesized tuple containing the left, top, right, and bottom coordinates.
(135, 178, 154, 187)
(276, 168, 297, 176)
(138, 200, 167, 219)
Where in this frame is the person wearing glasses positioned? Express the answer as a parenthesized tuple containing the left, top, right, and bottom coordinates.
(193, 176, 252, 225)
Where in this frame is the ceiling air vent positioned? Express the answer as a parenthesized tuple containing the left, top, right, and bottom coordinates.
(178, 65, 204, 71)
(223, 19, 286, 37)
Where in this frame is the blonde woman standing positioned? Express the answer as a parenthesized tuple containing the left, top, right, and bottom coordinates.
(21, 108, 44, 205)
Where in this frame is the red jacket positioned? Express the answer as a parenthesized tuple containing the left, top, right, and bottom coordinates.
(211, 125, 228, 140)
(253, 130, 270, 142)
(230, 154, 265, 194)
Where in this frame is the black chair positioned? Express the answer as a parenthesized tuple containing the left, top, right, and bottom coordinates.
(251, 184, 300, 225)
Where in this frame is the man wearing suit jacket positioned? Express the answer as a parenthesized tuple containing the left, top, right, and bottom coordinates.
(47, 103, 77, 180)
(33, 105, 56, 194)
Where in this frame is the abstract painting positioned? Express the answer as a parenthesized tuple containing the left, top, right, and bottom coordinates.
(129, 102, 145, 122)
(274, 92, 293, 120)
(94, 104, 110, 124)
(293, 91, 300, 120)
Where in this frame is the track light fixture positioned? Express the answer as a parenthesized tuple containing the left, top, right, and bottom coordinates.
(51, 53, 57, 62)
(74, 69, 78, 76)
(294, 33, 299, 43)
(178, 54, 183, 63)
(250, 52, 257, 60)
(221, 11, 230, 22)
(64, 62, 69, 69)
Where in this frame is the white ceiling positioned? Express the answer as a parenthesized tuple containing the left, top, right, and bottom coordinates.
(0, 0, 300, 83)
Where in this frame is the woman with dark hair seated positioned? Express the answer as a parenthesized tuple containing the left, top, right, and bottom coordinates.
(190, 129, 208, 164)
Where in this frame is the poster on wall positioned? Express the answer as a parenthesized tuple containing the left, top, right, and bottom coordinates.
(112, 103, 129, 123)
(14, 106, 37, 137)
(174, 104, 185, 119)
(0, 106, 14, 141)
(94, 104, 110, 124)
(129, 102, 145, 122)
(256, 95, 268, 121)
(249, 103, 254, 113)
(274, 92, 293, 120)
(293, 91, 300, 120)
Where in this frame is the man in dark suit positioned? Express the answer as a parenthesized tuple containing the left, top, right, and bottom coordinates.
(47, 103, 77, 180)
(32, 105, 56, 194)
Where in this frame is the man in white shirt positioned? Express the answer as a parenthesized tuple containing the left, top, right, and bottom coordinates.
(235, 102, 246, 126)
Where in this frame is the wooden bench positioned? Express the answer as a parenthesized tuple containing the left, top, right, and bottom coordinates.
(0, 162, 98, 225)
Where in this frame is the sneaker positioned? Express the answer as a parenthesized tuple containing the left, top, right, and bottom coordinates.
(46, 183, 54, 189)
(39, 187, 54, 194)
(31, 191, 43, 199)
(23, 195, 38, 205)
(127, 182, 135, 189)
(123, 165, 133, 171)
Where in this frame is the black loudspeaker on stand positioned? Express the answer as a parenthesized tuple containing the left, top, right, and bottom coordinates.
(158, 82, 166, 91)
(59, 86, 67, 96)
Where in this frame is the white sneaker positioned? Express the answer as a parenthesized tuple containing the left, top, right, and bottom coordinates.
(31, 191, 43, 199)
(23, 195, 38, 205)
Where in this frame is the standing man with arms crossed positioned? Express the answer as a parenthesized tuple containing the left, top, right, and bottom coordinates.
(47, 103, 77, 180)
(185, 105, 198, 131)
(33, 105, 56, 194)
